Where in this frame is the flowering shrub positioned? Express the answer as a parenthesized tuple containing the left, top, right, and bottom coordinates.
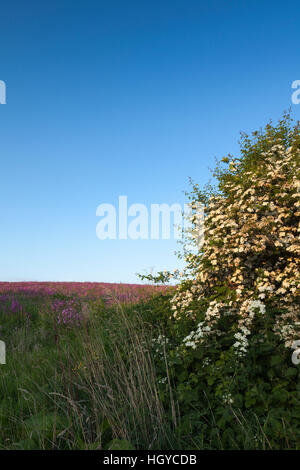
(171, 113, 300, 356)
(145, 115, 300, 448)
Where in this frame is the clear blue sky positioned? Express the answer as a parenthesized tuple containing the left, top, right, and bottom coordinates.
(0, 0, 299, 283)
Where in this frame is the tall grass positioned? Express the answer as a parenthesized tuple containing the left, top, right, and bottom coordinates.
(0, 300, 177, 449)
(0, 293, 298, 450)
(71, 306, 175, 449)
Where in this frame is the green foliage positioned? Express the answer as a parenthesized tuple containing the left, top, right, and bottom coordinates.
(0, 289, 299, 449)
(150, 298, 300, 449)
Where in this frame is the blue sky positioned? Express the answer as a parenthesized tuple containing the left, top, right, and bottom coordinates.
(0, 0, 299, 283)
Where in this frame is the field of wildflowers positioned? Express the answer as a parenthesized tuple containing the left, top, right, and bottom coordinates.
(0, 281, 169, 303)
(0, 282, 177, 450)
(1, 278, 298, 450)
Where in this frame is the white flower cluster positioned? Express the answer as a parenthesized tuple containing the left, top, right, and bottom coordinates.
(233, 331, 249, 356)
(222, 392, 234, 405)
(205, 301, 225, 325)
(181, 299, 267, 356)
(257, 284, 274, 300)
(158, 377, 168, 384)
(182, 321, 206, 349)
(152, 334, 169, 354)
(273, 306, 300, 348)
(248, 300, 266, 315)
(233, 300, 266, 356)
(202, 357, 212, 367)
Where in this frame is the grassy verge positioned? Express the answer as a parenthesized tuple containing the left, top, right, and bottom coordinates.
(0, 293, 299, 449)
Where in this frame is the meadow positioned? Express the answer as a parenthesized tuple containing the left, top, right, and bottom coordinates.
(0, 281, 299, 450)
(0, 282, 176, 450)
